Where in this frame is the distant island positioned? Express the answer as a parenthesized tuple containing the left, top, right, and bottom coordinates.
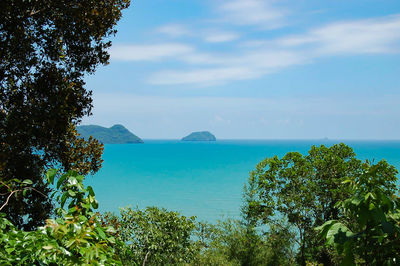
(77, 124, 144, 144)
(181, 131, 216, 141)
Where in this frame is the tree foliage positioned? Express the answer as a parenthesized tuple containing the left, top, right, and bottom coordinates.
(317, 160, 400, 265)
(194, 218, 296, 266)
(245, 143, 398, 265)
(106, 206, 197, 266)
(0, 0, 130, 229)
(0, 170, 121, 265)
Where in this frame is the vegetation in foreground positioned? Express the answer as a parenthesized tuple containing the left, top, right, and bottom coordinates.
(1, 144, 400, 265)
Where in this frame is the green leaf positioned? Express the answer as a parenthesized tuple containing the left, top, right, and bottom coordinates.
(95, 227, 106, 240)
(46, 169, 58, 184)
(5, 247, 15, 254)
(351, 195, 363, 206)
(22, 179, 32, 185)
(326, 222, 351, 246)
(365, 192, 375, 201)
(87, 186, 95, 196)
(68, 190, 76, 197)
(57, 173, 68, 189)
(92, 199, 99, 209)
(61, 193, 68, 208)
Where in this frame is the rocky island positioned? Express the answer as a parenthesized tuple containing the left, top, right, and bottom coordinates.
(77, 124, 144, 144)
(181, 131, 216, 141)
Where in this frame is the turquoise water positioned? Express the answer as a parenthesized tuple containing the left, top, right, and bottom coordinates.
(86, 140, 400, 222)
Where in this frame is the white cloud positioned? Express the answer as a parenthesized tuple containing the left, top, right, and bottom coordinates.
(277, 14, 400, 55)
(110, 43, 194, 61)
(150, 49, 306, 85)
(156, 23, 240, 43)
(149, 67, 260, 86)
(217, 0, 287, 29)
(203, 31, 240, 43)
(156, 24, 190, 37)
(148, 14, 400, 85)
(111, 13, 400, 86)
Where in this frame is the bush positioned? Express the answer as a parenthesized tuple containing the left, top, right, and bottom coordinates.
(0, 170, 121, 265)
(105, 206, 197, 265)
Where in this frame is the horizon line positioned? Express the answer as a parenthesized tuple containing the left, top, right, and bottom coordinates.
(138, 138, 400, 141)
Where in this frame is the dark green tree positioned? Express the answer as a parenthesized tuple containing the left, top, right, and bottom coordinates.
(317, 160, 400, 265)
(0, 0, 130, 230)
(245, 143, 397, 265)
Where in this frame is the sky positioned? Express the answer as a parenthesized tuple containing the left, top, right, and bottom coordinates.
(82, 0, 400, 139)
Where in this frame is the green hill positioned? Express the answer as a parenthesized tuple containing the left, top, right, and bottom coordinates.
(77, 124, 143, 144)
(181, 131, 216, 141)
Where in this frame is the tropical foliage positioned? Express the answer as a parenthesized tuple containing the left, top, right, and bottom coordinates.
(317, 160, 400, 265)
(105, 206, 197, 265)
(243, 143, 399, 265)
(0, 170, 120, 265)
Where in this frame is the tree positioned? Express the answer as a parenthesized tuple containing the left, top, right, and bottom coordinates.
(317, 160, 400, 265)
(0, 0, 130, 229)
(107, 207, 197, 266)
(193, 218, 296, 266)
(245, 143, 398, 265)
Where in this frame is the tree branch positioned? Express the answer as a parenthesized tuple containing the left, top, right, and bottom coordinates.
(142, 250, 151, 266)
(0, 190, 17, 211)
(0, 185, 47, 211)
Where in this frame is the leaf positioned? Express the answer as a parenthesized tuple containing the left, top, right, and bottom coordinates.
(68, 190, 76, 197)
(365, 192, 375, 201)
(46, 169, 58, 184)
(87, 186, 95, 196)
(61, 193, 68, 208)
(326, 222, 352, 246)
(22, 179, 33, 185)
(351, 195, 363, 206)
(57, 174, 68, 189)
(5, 247, 15, 253)
(95, 227, 106, 240)
(43, 245, 54, 250)
(107, 236, 115, 244)
(92, 199, 99, 209)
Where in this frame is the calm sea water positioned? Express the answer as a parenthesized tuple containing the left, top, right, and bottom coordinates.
(85, 140, 400, 222)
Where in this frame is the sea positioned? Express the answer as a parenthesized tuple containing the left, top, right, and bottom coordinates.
(85, 140, 400, 223)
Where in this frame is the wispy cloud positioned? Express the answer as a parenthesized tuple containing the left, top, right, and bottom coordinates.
(111, 10, 400, 86)
(149, 67, 260, 86)
(156, 23, 240, 43)
(148, 14, 400, 85)
(277, 14, 400, 55)
(203, 31, 240, 43)
(217, 0, 288, 29)
(110, 44, 194, 61)
(150, 50, 306, 85)
(156, 24, 190, 37)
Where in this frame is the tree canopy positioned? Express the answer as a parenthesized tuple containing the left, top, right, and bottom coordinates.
(0, 0, 130, 229)
(317, 161, 400, 265)
(244, 143, 398, 265)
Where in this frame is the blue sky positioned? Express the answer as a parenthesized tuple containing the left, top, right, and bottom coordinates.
(82, 0, 400, 139)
